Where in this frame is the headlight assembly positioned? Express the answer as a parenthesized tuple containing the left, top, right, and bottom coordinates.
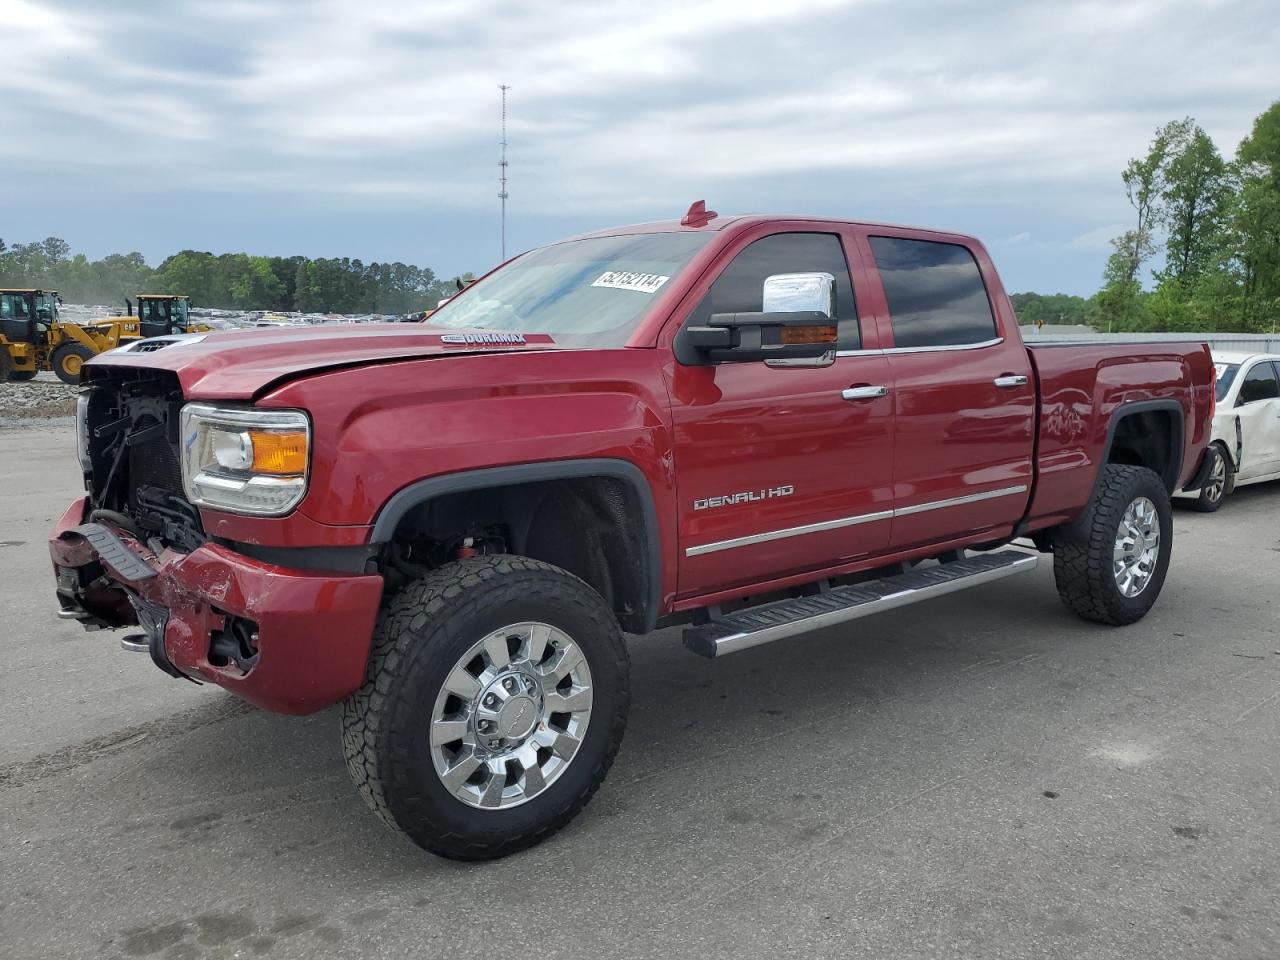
(179, 404, 310, 516)
(75, 390, 92, 473)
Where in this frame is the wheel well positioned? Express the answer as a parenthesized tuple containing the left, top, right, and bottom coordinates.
(1105, 407, 1181, 492)
(1210, 438, 1236, 471)
(382, 475, 654, 634)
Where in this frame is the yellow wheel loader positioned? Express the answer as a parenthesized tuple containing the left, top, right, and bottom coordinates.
(0, 288, 59, 382)
(4, 291, 212, 385)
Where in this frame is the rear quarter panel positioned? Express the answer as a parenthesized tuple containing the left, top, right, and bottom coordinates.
(1024, 341, 1214, 529)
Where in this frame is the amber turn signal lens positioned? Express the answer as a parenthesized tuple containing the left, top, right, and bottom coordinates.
(248, 430, 308, 474)
(781, 324, 838, 345)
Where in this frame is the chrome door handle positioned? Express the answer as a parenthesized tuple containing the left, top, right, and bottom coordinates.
(993, 375, 1029, 388)
(842, 385, 889, 401)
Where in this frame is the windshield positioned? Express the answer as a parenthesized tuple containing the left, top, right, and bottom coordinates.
(427, 232, 714, 347)
(140, 299, 167, 325)
(1214, 362, 1240, 402)
(35, 293, 58, 322)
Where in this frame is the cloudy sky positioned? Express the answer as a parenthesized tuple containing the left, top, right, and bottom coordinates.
(3, 0, 1278, 294)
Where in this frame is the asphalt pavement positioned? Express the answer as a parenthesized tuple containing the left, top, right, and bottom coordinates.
(2, 421, 1278, 959)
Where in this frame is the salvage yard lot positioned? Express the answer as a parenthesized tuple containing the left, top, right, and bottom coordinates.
(2, 423, 1278, 960)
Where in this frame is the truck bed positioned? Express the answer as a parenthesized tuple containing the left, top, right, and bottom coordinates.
(1023, 339, 1215, 531)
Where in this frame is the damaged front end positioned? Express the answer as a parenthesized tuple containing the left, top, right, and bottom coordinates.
(49, 368, 384, 714)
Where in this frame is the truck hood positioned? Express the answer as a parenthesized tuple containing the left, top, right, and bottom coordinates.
(83, 324, 564, 400)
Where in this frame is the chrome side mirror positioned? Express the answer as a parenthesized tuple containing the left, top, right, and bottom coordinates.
(762, 272, 835, 318)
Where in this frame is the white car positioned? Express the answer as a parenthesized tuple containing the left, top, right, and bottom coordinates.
(1183, 350, 1280, 511)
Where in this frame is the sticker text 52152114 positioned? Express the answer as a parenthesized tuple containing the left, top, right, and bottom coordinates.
(591, 272, 670, 294)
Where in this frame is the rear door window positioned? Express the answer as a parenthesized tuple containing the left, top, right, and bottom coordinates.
(868, 237, 997, 348)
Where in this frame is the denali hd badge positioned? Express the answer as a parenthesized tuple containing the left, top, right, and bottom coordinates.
(693, 485, 794, 511)
(440, 332, 527, 345)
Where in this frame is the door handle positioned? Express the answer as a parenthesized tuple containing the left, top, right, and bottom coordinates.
(993, 375, 1029, 388)
(842, 385, 889, 401)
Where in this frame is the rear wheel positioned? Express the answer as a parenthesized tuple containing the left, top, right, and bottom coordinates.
(1189, 445, 1233, 512)
(342, 555, 629, 860)
(1054, 464, 1172, 625)
(50, 342, 96, 384)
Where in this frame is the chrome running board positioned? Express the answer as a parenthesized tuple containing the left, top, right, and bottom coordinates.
(683, 551, 1038, 658)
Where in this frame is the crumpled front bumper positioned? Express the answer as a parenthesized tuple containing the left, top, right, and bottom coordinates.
(49, 497, 384, 715)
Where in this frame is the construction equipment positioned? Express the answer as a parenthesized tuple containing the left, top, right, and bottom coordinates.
(2, 291, 211, 384)
(129, 295, 207, 338)
(0, 288, 58, 382)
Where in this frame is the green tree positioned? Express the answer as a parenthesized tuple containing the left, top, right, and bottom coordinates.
(1234, 100, 1280, 332)
(1157, 118, 1231, 287)
(1096, 231, 1153, 331)
(1117, 125, 1172, 285)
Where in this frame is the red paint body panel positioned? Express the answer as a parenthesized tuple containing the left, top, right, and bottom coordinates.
(1024, 342, 1214, 529)
(49, 503, 383, 714)
(54, 213, 1214, 714)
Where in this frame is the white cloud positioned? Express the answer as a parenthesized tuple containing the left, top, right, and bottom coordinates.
(1, 0, 1278, 291)
(1067, 224, 1128, 250)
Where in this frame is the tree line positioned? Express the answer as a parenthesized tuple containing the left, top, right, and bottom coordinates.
(1094, 100, 1280, 333)
(0, 240, 467, 315)
(6, 101, 1278, 329)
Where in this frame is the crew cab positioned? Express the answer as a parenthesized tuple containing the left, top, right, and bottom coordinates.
(49, 206, 1216, 860)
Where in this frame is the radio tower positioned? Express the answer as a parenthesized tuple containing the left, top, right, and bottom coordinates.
(498, 84, 511, 260)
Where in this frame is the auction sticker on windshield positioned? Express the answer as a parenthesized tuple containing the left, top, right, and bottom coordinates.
(591, 271, 670, 294)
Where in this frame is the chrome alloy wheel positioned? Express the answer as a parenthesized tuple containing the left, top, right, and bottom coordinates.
(429, 622, 593, 810)
(1203, 453, 1227, 503)
(1113, 496, 1161, 598)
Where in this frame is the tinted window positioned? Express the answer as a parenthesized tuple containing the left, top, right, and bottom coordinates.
(690, 233, 859, 349)
(869, 237, 997, 348)
(1213, 362, 1239, 402)
(1239, 362, 1279, 404)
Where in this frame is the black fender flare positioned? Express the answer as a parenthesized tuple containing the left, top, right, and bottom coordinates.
(369, 458, 662, 633)
(1097, 398, 1185, 494)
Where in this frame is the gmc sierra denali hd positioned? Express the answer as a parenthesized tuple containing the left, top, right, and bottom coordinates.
(50, 205, 1217, 859)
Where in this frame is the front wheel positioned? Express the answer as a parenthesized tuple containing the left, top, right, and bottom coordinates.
(1054, 464, 1173, 625)
(50, 342, 96, 384)
(341, 555, 629, 860)
(1189, 445, 1233, 512)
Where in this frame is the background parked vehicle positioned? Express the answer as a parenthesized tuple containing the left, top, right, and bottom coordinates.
(1181, 351, 1280, 511)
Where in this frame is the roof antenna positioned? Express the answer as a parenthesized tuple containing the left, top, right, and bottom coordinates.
(681, 200, 718, 227)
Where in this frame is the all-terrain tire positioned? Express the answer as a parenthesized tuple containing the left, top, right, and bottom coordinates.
(0, 350, 13, 382)
(50, 342, 95, 384)
(1053, 464, 1172, 626)
(341, 555, 629, 860)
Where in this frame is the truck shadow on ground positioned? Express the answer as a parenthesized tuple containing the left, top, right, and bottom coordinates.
(19, 547, 1264, 959)
(76, 568, 1106, 878)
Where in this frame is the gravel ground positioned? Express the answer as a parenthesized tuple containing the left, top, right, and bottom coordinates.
(2, 423, 1279, 960)
(0, 374, 78, 420)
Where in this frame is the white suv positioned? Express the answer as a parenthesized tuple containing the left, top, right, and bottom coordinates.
(1182, 351, 1280, 511)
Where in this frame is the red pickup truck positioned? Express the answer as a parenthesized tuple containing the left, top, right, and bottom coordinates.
(49, 207, 1216, 859)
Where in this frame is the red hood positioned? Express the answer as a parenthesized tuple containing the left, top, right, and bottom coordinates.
(83, 324, 564, 400)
